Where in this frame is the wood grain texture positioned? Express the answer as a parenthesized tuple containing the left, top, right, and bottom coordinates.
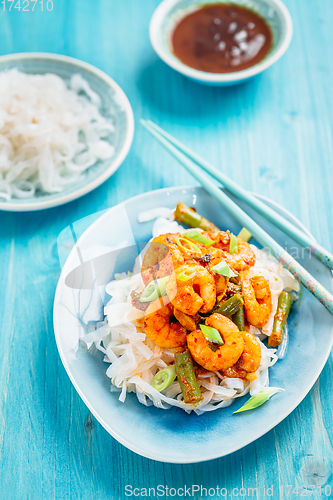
(0, 1, 333, 498)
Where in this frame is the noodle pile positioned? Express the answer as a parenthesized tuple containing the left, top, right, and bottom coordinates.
(0, 69, 115, 200)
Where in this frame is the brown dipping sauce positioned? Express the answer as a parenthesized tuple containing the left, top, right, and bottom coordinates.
(171, 3, 273, 73)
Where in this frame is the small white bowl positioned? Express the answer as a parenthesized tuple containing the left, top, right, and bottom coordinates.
(0, 53, 134, 212)
(150, 0, 293, 86)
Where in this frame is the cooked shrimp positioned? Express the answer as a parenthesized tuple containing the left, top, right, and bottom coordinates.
(206, 230, 230, 249)
(206, 231, 256, 271)
(237, 331, 261, 372)
(144, 298, 187, 348)
(221, 331, 261, 379)
(173, 307, 198, 332)
(166, 263, 216, 315)
(204, 247, 230, 297)
(187, 314, 244, 371)
(193, 246, 231, 299)
(222, 250, 253, 272)
(141, 234, 184, 285)
(242, 276, 272, 328)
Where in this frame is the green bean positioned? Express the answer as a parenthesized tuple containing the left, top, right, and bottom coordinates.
(215, 293, 243, 318)
(232, 305, 245, 331)
(174, 202, 220, 232)
(175, 349, 203, 404)
(268, 291, 292, 347)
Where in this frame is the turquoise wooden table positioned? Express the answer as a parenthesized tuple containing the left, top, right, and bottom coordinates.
(1, 1, 333, 499)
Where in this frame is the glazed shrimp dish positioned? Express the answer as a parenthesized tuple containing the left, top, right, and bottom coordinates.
(84, 202, 300, 414)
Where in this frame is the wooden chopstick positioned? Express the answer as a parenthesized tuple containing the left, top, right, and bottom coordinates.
(144, 119, 333, 271)
(141, 119, 333, 316)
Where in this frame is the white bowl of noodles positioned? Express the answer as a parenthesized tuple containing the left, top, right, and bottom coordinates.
(0, 53, 134, 212)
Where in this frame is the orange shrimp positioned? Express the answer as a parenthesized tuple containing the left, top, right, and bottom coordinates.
(166, 263, 216, 315)
(144, 298, 187, 348)
(242, 276, 272, 328)
(204, 247, 230, 296)
(187, 314, 244, 371)
(221, 331, 261, 380)
(141, 234, 184, 285)
(206, 231, 256, 271)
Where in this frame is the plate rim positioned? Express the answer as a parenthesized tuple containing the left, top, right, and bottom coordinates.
(53, 185, 333, 463)
(0, 52, 135, 212)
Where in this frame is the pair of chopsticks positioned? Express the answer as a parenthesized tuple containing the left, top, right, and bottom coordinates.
(141, 119, 333, 316)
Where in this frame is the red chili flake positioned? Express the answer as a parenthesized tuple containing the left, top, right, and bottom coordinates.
(218, 353, 221, 358)
(194, 338, 197, 343)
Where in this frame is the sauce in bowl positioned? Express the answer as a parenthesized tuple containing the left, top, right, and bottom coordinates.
(171, 3, 273, 73)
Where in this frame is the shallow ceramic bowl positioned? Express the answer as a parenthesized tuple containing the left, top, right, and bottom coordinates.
(53, 186, 333, 463)
(150, 0, 293, 86)
(0, 52, 134, 212)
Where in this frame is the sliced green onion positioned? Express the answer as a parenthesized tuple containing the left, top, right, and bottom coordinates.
(233, 387, 283, 414)
(139, 276, 168, 303)
(237, 227, 252, 242)
(229, 234, 238, 254)
(152, 365, 177, 392)
(184, 230, 215, 247)
(200, 324, 224, 345)
(210, 260, 238, 278)
(177, 266, 197, 282)
(176, 237, 201, 254)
